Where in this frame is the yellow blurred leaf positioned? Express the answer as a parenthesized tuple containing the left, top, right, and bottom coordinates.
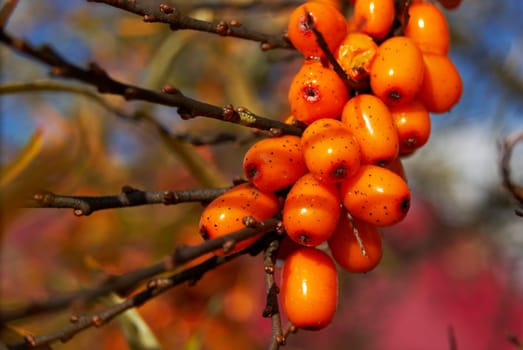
(1, 128, 43, 188)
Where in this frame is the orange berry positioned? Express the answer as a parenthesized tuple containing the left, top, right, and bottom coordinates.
(281, 247, 338, 330)
(370, 36, 425, 107)
(437, 0, 462, 10)
(384, 157, 407, 181)
(301, 119, 361, 183)
(418, 53, 462, 113)
(341, 94, 399, 165)
(405, 2, 450, 55)
(336, 32, 378, 82)
(283, 173, 341, 247)
(328, 212, 383, 273)
(390, 99, 431, 156)
(199, 183, 280, 255)
(353, 0, 395, 41)
(288, 59, 349, 125)
(340, 164, 410, 226)
(287, 1, 348, 58)
(243, 135, 307, 192)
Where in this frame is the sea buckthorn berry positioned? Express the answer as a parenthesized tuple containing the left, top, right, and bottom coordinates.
(341, 94, 399, 165)
(418, 53, 463, 113)
(283, 173, 341, 247)
(281, 247, 338, 330)
(288, 59, 349, 125)
(243, 135, 307, 192)
(287, 1, 348, 58)
(370, 36, 425, 107)
(340, 164, 411, 226)
(437, 0, 462, 10)
(199, 183, 280, 255)
(301, 119, 361, 183)
(336, 32, 378, 82)
(390, 100, 431, 156)
(328, 211, 383, 273)
(353, 0, 395, 41)
(405, 2, 450, 55)
(385, 157, 407, 182)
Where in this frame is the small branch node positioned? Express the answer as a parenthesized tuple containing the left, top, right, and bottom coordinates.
(222, 104, 237, 121)
(162, 84, 179, 94)
(73, 209, 85, 217)
(215, 20, 231, 36)
(124, 87, 138, 100)
(70, 314, 79, 323)
(92, 315, 104, 327)
(242, 215, 259, 228)
(159, 4, 173, 14)
(229, 19, 241, 27)
(162, 190, 179, 205)
(222, 240, 236, 254)
(269, 128, 283, 137)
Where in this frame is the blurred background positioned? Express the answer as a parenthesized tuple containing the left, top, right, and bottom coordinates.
(1, 0, 522, 349)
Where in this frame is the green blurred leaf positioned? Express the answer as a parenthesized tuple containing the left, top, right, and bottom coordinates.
(104, 294, 162, 350)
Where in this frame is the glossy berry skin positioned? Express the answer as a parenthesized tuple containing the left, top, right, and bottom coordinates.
(340, 164, 410, 226)
(301, 119, 361, 183)
(328, 212, 383, 273)
(418, 53, 463, 113)
(353, 0, 395, 41)
(287, 1, 348, 58)
(243, 135, 307, 192)
(390, 100, 431, 156)
(405, 2, 450, 55)
(341, 94, 399, 165)
(288, 59, 349, 125)
(370, 36, 425, 107)
(336, 32, 378, 82)
(283, 173, 341, 247)
(281, 247, 338, 330)
(199, 183, 280, 255)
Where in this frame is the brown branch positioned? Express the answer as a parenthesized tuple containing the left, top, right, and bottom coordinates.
(304, 9, 368, 93)
(86, 0, 293, 51)
(0, 218, 282, 324)
(26, 186, 230, 216)
(0, 29, 303, 136)
(500, 129, 523, 216)
(262, 239, 285, 350)
(4, 252, 243, 350)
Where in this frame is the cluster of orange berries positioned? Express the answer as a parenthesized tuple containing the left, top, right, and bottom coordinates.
(198, 0, 462, 332)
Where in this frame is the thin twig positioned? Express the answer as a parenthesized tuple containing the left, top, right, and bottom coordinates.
(0, 218, 282, 323)
(4, 252, 243, 350)
(0, 29, 303, 136)
(262, 239, 285, 350)
(86, 0, 293, 51)
(26, 186, 231, 216)
(500, 129, 523, 216)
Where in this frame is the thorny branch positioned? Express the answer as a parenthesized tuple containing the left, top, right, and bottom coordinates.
(26, 186, 231, 216)
(87, 0, 294, 51)
(0, 29, 303, 136)
(500, 130, 523, 216)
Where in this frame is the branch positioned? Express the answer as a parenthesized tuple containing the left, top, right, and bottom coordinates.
(262, 239, 286, 350)
(86, 0, 293, 51)
(26, 186, 231, 216)
(500, 129, 523, 216)
(5, 253, 242, 350)
(0, 29, 303, 136)
(0, 218, 282, 324)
